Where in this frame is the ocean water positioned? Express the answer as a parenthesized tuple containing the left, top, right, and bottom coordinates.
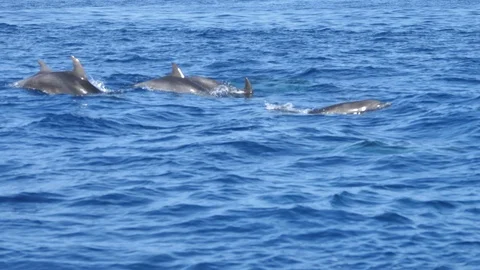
(1, 0, 479, 269)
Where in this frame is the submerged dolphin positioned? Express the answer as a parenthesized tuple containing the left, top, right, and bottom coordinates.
(134, 63, 253, 97)
(309, 99, 391, 114)
(16, 56, 102, 95)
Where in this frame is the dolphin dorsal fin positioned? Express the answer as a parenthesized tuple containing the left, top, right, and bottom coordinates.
(71, 56, 87, 79)
(38, 60, 52, 72)
(244, 77, 253, 97)
(171, 63, 185, 78)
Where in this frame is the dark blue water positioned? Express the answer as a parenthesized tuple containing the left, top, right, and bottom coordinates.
(1, 1, 479, 269)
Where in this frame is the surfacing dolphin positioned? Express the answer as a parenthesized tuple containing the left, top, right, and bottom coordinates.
(134, 63, 253, 97)
(15, 56, 102, 95)
(133, 64, 210, 95)
(309, 99, 391, 115)
(171, 63, 253, 97)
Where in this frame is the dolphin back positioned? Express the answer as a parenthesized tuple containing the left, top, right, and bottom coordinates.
(188, 76, 221, 90)
(134, 76, 208, 94)
(18, 72, 101, 95)
(16, 57, 102, 95)
(310, 99, 391, 114)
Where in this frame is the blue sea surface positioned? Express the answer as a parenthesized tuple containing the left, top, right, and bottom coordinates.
(1, 0, 479, 269)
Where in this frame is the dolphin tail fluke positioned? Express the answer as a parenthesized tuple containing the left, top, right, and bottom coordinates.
(244, 77, 253, 97)
(38, 60, 52, 72)
(171, 63, 185, 78)
(71, 56, 87, 79)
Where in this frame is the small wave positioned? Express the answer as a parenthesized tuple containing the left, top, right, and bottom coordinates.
(437, 76, 480, 84)
(295, 67, 320, 77)
(374, 212, 413, 225)
(69, 193, 152, 207)
(0, 192, 64, 204)
(145, 204, 213, 218)
(260, 193, 311, 205)
(0, 22, 18, 34)
(207, 174, 262, 185)
(345, 140, 411, 154)
(294, 228, 358, 241)
(0, 23, 16, 28)
(104, 54, 152, 63)
(396, 198, 457, 212)
(273, 206, 367, 222)
(25, 113, 123, 137)
(212, 140, 279, 156)
(330, 191, 378, 208)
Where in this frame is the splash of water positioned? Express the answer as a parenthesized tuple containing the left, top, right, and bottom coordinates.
(264, 102, 311, 114)
(89, 77, 110, 93)
(209, 85, 231, 97)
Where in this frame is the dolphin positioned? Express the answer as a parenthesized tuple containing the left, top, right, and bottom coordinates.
(309, 99, 391, 114)
(171, 63, 253, 98)
(133, 63, 209, 94)
(15, 56, 102, 95)
(134, 63, 253, 97)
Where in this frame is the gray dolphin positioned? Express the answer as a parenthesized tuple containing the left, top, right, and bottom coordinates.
(15, 56, 102, 95)
(309, 99, 391, 114)
(171, 63, 253, 97)
(133, 74, 208, 94)
(134, 63, 253, 97)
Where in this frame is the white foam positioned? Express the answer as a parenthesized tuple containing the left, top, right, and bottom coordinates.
(210, 85, 233, 97)
(89, 77, 110, 93)
(265, 102, 310, 114)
